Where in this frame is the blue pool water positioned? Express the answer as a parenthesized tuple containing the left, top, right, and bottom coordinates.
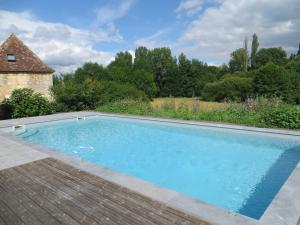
(15, 116, 300, 219)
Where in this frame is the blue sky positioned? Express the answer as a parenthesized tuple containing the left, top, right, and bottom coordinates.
(0, 0, 299, 72)
(0, 0, 202, 52)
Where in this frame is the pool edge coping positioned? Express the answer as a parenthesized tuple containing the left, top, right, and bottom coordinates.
(0, 111, 299, 225)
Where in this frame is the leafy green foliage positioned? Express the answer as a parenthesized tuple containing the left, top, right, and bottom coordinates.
(176, 53, 194, 96)
(1, 88, 53, 118)
(190, 59, 216, 96)
(0, 99, 14, 119)
(133, 48, 157, 98)
(286, 56, 300, 103)
(253, 63, 293, 102)
(202, 77, 253, 102)
(251, 33, 259, 69)
(74, 62, 111, 82)
(131, 69, 157, 98)
(261, 106, 300, 129)
(229, 48, 248, 72)
(97, 99, 152, 115)
(52, 78, 144, 111)
(256, 47, 287, 67)
(148, 47, 178, 96)
(107, 51, 133, 83)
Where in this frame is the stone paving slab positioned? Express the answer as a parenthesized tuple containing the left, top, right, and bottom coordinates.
(0, 135, 48, 170)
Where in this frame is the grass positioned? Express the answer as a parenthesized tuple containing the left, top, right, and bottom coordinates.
(151, 98, 225, 111)
(96, 97, 300, 129)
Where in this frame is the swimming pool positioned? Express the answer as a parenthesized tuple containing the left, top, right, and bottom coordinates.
(14, 116, 300, 219)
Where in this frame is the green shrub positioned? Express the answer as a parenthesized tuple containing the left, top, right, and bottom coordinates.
(97, 99, 152, 115)
(98, 80, 146, 105)
(253, 63, 293, 102)
(130, 69, 157, 98)
(0, 99, 14, 119)
(255, 47, 288, 68)
(261, 106, 300, 129)
(52, 79, 146, 111)
(286, 56, 300, 104)
(3, 88, 53, 119)
(202, 77, 253, 102)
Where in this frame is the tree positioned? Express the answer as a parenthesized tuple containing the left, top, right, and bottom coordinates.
(229, 39, 249, 72)
(190, 59, 216, 96)
(107, 51, 133, 83)
(131, 69, 157, 98)
(250, 33, 259, 69)
(177, 53, 193, 96)
(148, 48, 177, 96)
(134, 47, 152, 73)
(256, 48, 287, 68)
(135, 46, 150, 61)
(297, 43, 300, 56)
(229, 48, 248, 72)
(286, 56, 300, 104)
(216, 64, 230, 79)
(132, 47, 157, 98)
(74, 62, 111, 82)
(253, 63, 293, 102)
(243, 37, 249, 72)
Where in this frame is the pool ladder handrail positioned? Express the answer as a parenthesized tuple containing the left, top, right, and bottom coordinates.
(76, 115, 86, 120)
(12, 124, 26, 132)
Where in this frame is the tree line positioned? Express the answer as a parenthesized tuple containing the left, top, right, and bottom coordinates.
(52, 34, 300, 111)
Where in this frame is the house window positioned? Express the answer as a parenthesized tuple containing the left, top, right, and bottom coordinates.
(6, 54, 16, 62)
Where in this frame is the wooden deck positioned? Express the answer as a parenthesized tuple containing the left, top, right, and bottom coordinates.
(0, 158, 211, 225)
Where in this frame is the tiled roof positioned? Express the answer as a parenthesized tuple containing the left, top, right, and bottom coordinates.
(0, 34, 54, 73)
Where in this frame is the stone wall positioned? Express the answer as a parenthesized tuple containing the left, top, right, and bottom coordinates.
(0, 73, 53, 101)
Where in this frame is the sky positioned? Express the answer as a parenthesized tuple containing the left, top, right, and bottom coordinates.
(0, 0, 299, 72)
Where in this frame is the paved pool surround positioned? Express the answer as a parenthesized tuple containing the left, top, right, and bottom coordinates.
(0, 112, 299, 225)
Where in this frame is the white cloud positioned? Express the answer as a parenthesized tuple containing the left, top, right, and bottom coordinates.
(93, 0, 135, 42)
(177, 0, 300, 64)
(176, 0, 204, 17)
(0, 10, 118, 73)
(135, 30, 170, 49)
(95, 0, 135, 25)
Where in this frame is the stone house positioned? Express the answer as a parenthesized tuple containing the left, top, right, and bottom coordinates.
(0, 34, 54, 101)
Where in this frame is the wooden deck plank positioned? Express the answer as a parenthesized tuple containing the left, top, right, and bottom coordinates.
(10, 168, 102, 225)
(0, 200, 25, 225)
(15, 165, 124, 225)
(0, 169, 73, 225)
(21, 161, 169, 225)
(0, 216, 7, 225)
(42, 158, 201, 224)
(0, 158, 211, 225)
(0, 186, 44, 225)
(38, 160, 178, 225)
